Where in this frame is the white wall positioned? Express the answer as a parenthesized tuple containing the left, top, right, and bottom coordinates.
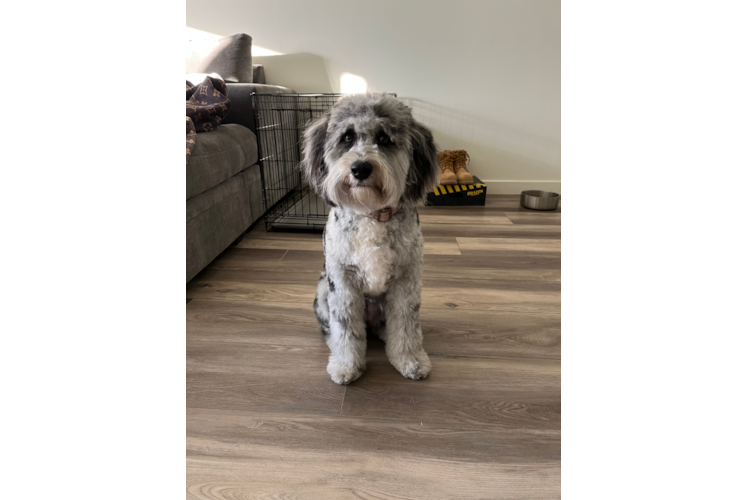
(187, 0, 560, 194)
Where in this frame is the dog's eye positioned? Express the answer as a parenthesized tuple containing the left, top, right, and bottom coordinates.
(343, 132, 354, 143)
(379, 134, 391, 146)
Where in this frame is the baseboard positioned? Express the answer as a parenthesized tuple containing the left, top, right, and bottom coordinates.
(482, 180, 561, 195)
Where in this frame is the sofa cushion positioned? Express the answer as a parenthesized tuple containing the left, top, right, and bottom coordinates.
(187, 124, 258, 200)
(186, 170, 253, 282)
(252, 64, 265, 84)
(186, 34, 253, 83)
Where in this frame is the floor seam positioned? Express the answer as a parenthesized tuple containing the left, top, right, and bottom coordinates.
(186, 339, 326, 348)
(186, 405, 561, 431)
(427, 353, 560, 362)
(270, 249, 289, 271)
(338, 386, 347, 415)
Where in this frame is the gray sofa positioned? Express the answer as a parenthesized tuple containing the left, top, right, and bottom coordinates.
(186, 34, 293, 282)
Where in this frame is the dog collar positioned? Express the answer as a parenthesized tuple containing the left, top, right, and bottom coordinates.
(364, 206, 398, 222)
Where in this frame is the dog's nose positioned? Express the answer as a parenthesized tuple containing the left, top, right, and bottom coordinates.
(350, 161, 373, 180)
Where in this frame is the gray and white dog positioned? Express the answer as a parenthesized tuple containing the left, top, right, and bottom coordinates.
(302, 93, 440, 385)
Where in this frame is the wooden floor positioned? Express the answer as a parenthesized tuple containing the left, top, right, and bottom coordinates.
(186, 195, 561, 499)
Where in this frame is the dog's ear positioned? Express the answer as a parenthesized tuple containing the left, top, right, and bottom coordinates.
(302, 111, 335, 206)
(403, 120, 440, 204)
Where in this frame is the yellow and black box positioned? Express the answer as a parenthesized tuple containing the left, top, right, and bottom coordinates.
(425, 176, 487, 206)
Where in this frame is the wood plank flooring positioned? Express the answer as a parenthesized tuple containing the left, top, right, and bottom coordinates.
(187, 194, 561, 499)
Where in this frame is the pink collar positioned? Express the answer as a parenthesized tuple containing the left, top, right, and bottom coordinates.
(364, 206, 398, 222)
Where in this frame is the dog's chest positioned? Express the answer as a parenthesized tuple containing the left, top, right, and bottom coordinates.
(330, 215, 394, 295)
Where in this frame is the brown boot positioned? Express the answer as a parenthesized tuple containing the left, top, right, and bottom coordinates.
(438, 150, 457, 185)
(453, 150, 473, 184)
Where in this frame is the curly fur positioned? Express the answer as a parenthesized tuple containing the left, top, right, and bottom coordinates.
(302, 93, 440, 384)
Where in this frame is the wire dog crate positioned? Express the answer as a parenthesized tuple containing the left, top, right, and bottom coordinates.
(252, 93, 396, 231)
(252, 93, 341, 231)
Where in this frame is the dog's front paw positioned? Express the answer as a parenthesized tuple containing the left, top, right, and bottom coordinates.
(327, 360, 364, 385)
(390, 350, 432, 380)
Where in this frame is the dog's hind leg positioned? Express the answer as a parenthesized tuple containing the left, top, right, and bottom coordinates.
(313, 268, 330, 335)
(383, 271, 431, 380)
(376, 322, 387, 342)
(367, 297, 387, 342)
(364, 296, 386, 339)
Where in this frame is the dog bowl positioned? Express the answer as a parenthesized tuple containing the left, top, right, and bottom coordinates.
(520, 190, 560, 211)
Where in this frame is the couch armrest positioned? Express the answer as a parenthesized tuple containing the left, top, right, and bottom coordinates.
(224, 83, 296, 135)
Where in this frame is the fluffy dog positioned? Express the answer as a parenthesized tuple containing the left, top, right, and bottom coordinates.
(302, 93, 440, 385)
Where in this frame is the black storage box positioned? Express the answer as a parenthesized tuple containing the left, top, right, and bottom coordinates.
(425, 176, 487, 206)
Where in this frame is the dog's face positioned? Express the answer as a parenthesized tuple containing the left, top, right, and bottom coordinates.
(303, 94, 440, 212)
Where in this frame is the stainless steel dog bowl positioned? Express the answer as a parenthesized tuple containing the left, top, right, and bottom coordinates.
(520, 190, 560, 211)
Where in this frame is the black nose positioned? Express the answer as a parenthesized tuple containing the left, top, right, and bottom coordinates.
(350, 161, 373, 180)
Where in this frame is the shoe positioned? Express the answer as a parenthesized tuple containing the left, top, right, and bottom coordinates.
(438, 150, 457, 185)
(453, 150, 473, 184)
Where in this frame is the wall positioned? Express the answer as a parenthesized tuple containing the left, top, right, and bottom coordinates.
(187, 0, 560, 194)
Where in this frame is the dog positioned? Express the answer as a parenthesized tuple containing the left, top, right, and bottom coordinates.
(302, 93, 440, 385)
